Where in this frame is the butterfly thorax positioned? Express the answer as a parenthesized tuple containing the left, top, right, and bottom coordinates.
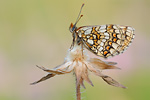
(69, 23, 83, 50)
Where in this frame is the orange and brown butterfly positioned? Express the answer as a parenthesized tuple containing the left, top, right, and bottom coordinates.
(69, 4, 135, 58)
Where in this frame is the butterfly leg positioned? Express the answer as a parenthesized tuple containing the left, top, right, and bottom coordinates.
(70, 40, 75, 50)
(81, 41, 84, 58)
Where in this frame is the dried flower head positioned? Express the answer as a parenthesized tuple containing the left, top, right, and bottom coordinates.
(31, 42, 126, 89)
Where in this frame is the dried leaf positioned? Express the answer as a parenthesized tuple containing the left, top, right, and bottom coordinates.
(81, 64, 94, 86)
(53, 61, 72, 71)
(85, 62, 104, 77)
(64, 61, 76, 73)
(104, 61, 117, 66)
(30, 74, 55, 85)
(80, 77, 86, 89)
(36, 65, 64, 74)
(74, 61, 83, 86)
(102, 76, 126, 89)
(89, 58, 119, 70)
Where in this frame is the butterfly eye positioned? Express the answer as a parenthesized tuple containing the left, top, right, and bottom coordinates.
(72, 25, 76, 31)
(69, 23, 74, 33)
(69, 23, 77, 33)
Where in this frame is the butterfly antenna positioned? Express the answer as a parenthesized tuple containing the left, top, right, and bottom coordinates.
(74, 3, 84, 26)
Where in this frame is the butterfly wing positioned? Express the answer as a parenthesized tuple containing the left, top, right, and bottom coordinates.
(76, 24, 135, 58)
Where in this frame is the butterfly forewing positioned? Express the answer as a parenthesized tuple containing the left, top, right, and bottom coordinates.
(77, 24, 135, 58)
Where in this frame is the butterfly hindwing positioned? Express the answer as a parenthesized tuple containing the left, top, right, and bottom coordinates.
(77, 24, 135, 58)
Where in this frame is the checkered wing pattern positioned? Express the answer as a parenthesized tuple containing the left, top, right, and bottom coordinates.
(77, 24, 135, 58)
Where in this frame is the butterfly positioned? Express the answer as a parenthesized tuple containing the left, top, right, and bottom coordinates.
(69, 4, 135, 58)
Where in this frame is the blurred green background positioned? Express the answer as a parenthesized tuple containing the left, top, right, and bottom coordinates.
(0, 0, 150, 100)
